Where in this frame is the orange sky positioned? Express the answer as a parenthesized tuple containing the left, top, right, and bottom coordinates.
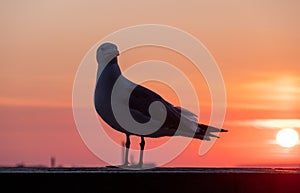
(0, 0, 300, 167)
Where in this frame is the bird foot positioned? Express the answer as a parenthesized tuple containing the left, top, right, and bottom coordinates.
(131, 164, 142, 168)
(106, 163, 144, 169)
(121, 163, 143, 169)
(106, 163, 129, 168)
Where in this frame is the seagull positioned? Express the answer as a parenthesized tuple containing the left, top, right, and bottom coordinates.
(94, 42, 228, 167)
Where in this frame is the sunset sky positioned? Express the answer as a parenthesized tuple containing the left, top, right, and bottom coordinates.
(1, 0, 299, 167)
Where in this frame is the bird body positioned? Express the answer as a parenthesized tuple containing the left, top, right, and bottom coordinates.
(94, 42, 227, 167)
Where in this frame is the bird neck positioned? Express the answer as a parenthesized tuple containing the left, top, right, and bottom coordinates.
(96, 57, 122, 82)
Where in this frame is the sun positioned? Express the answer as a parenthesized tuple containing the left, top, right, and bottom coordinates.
(276, 128, 299, 148)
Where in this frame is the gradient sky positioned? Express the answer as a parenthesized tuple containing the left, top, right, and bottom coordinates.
(0, 0, 299, 167)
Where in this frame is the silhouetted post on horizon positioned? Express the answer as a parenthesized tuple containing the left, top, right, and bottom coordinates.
(50, 157, 56, 168)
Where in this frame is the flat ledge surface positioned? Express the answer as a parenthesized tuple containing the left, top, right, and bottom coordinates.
(1, 166, 300, 174)
(1, 167, 300, 193)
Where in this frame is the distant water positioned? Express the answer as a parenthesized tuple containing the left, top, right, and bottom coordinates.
(1, 167, 300, 173)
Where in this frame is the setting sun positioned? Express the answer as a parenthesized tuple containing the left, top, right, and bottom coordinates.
(276, 128, 299, 148)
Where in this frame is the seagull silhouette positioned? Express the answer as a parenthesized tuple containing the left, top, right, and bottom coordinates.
(94, 42, 228, 167)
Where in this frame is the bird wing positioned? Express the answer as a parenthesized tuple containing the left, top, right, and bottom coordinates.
(172, 106, 198, 122)
(128, 84, 170, 122)
(128, 83, 191, 129)
(125, 79, 227, 139)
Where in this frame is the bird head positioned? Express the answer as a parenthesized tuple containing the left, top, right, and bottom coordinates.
(96, 42, 119, 66)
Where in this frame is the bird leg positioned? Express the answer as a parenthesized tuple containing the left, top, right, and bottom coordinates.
(123, 134, 130, 166)
(137, 136, 145, 167)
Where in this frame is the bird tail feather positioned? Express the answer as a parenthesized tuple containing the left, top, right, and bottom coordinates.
(193, 124, 228, 140)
